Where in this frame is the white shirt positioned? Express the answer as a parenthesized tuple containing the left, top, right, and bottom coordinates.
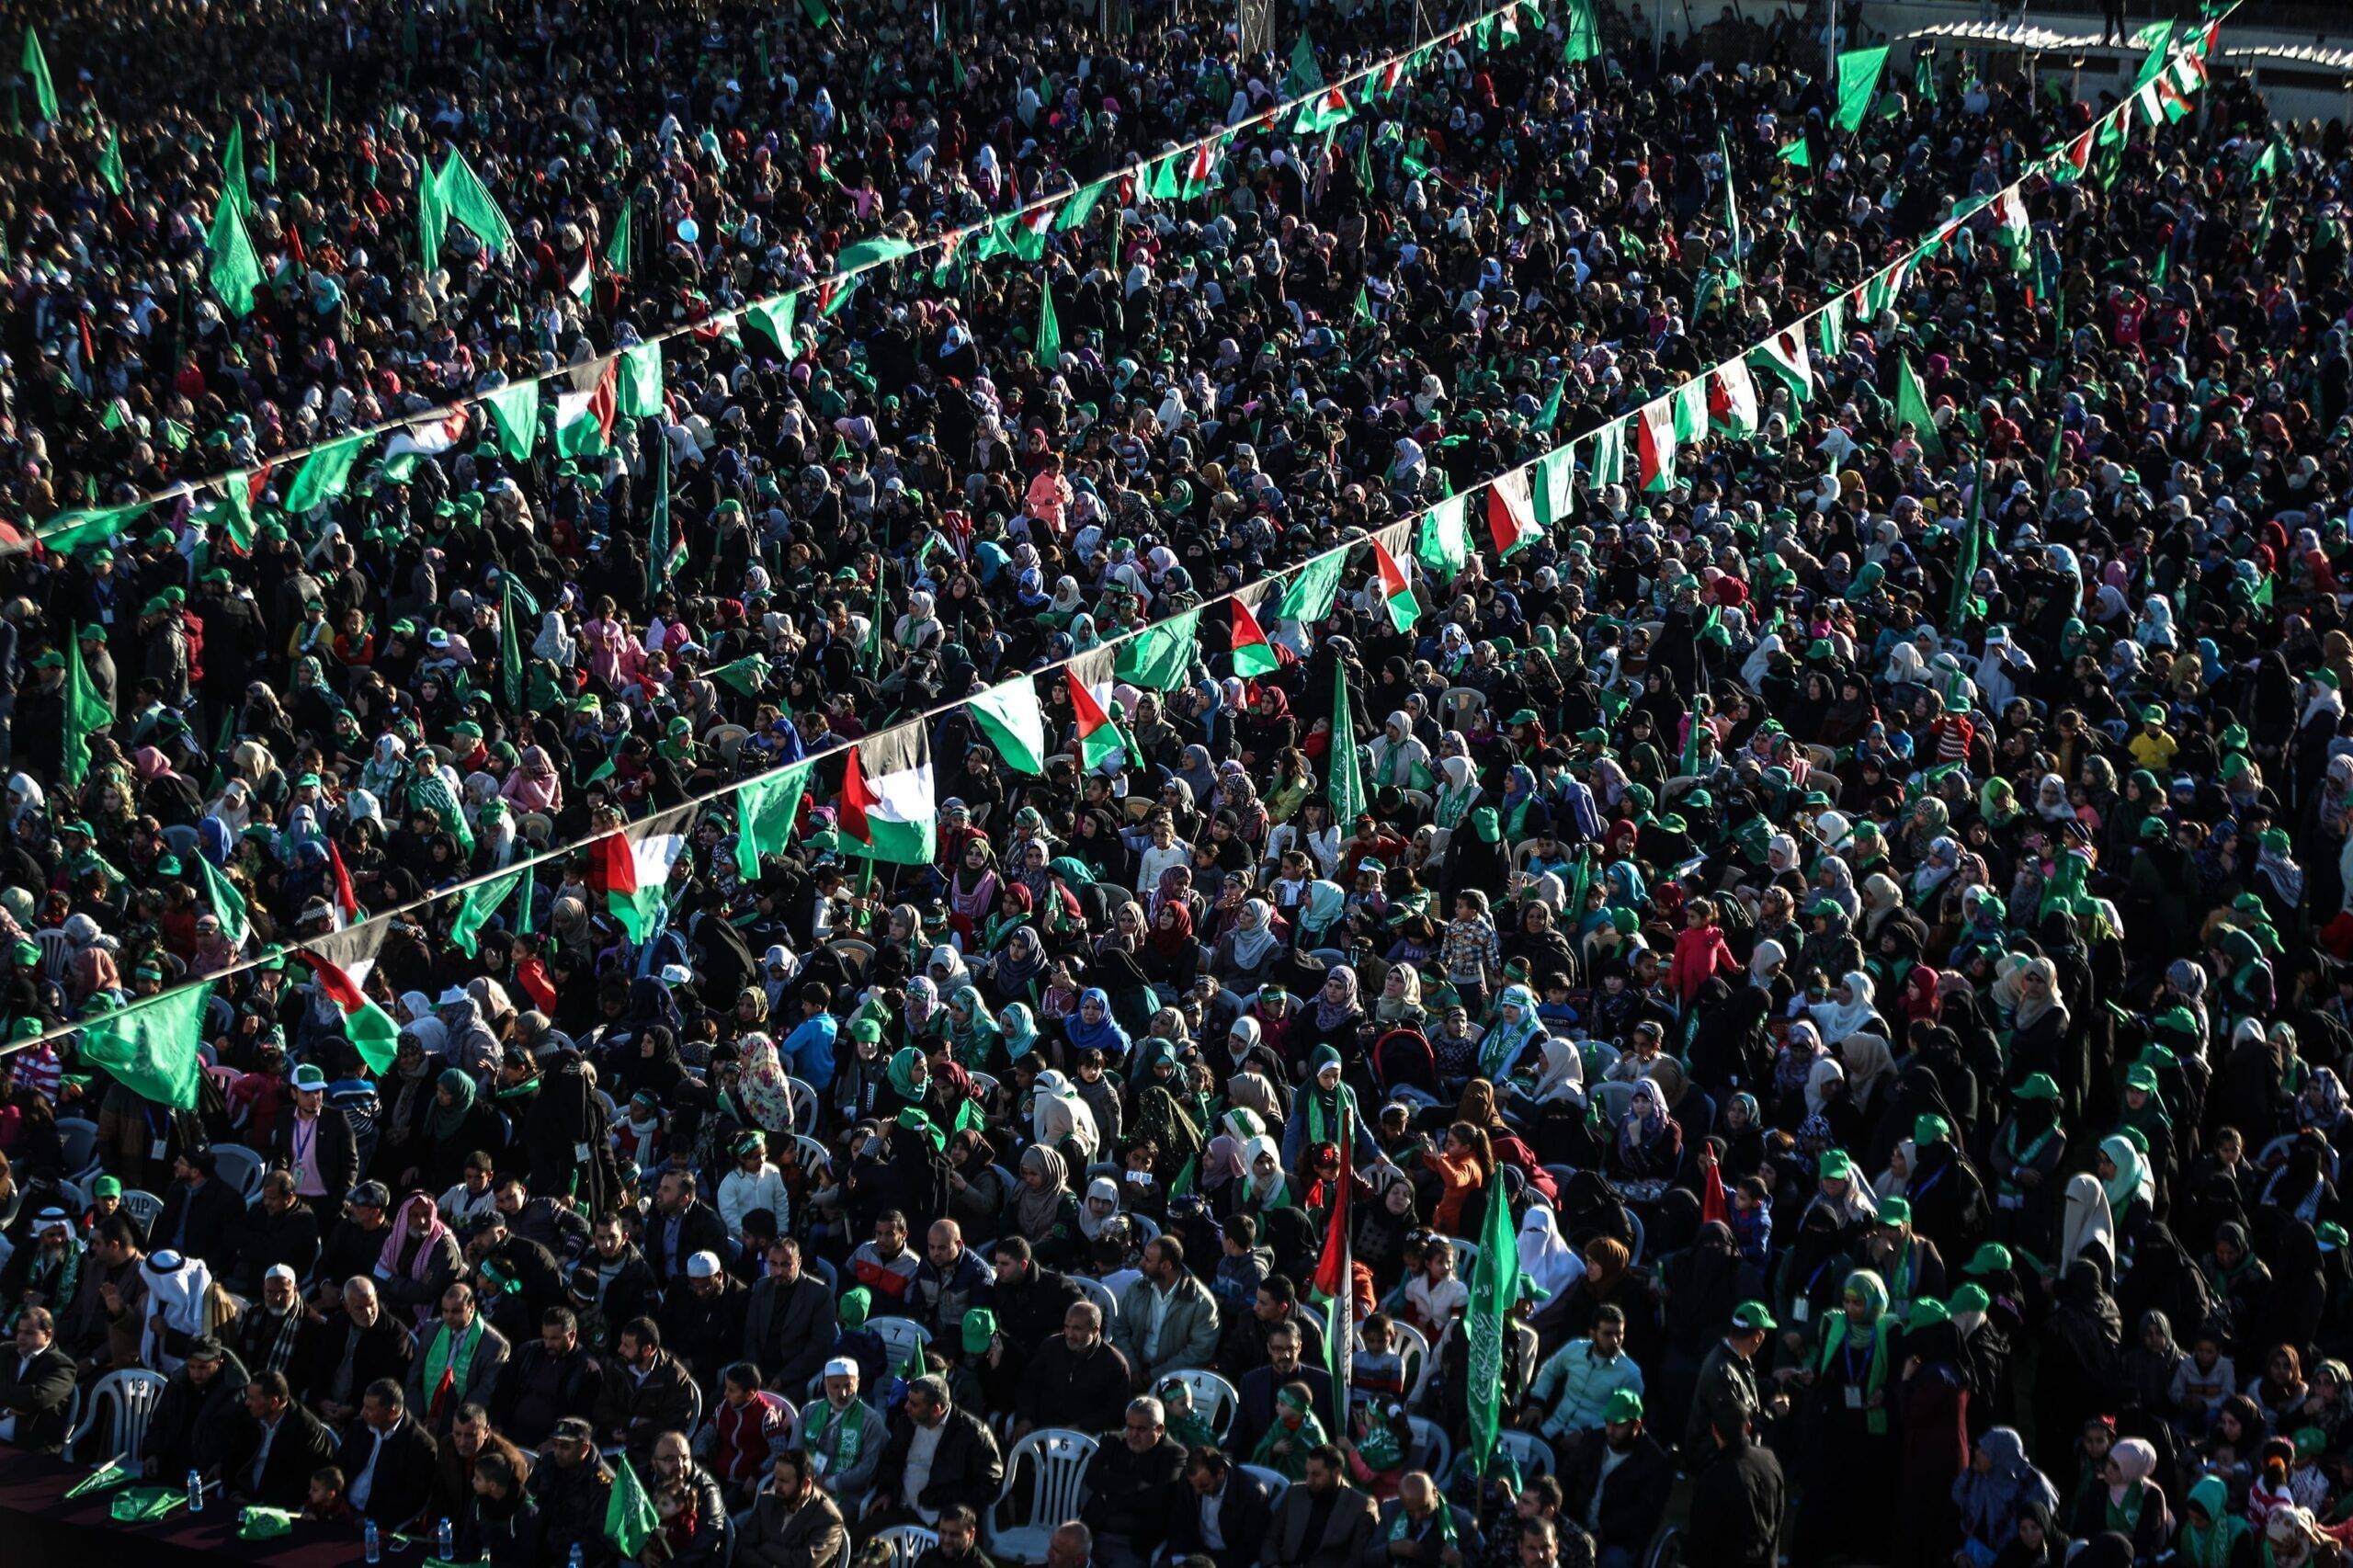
(250, 1413, 285, 1491)
(349, 1425, 387, 1509)
(1200, 1479, 1227, 1551)
(904, 1418, 948, 1523)
(1140, 1280, 1176, 1362)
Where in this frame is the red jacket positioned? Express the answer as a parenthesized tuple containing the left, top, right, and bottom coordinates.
(1668, 925, 1736, 1001)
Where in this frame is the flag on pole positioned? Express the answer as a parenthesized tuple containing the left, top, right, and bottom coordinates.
(21, 28, 57, 123)
(839, 725, 937, 865)
(1895, 353, 1945, 457)
(500, 582, 526, 710)
(1035, 280, 1062, 369)
(1231, 597, 1279, 677)
(1834, 47, 1891, 131)
(327, 840, 361, 928)
(968, 677, 1051, 775)
(299, 922, 400, 1071)
(78, 983, 212, 1109)
(97, 126, 125, 195)
(1562, 0, 1603, 62)
(196, 856, 249, 949)
(206, 192, 264, 318)
(735, 760, 815, 881)
(1486, 468, 1541, 555)
(1464, 1164, 1524, 1479)
(1284, 31, 1324, 96)
(62, 631, 113, 790)
(1328, 662, 1366, 825)
(1310, 1108, 1356, 1399)
(552, 363, 619, 457)
(1370, 537, 1418, 632)
(1068, 665, 1124, 771)
(449, 869, 528, 958)
(589, 806, 693, 942)
(606, 1458, 661, 1561)
(1415, 494, 1472, 580)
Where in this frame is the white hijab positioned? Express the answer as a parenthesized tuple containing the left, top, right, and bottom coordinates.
(1518, 1206, 1585, 1301)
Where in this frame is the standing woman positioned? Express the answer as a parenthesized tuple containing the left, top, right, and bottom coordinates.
(1793, 1269, 1902, 1562)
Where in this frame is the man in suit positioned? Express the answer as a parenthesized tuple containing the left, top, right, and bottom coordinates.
(270, 1062, 358, 1220)
(223, 1369, 338, 1508)
(405, 1282, 513, 1436)
(745, 1236, 837, 1394)
(873, 1375, 1004, 1526)
(589, 1314, 699, 1470)
(225, 1172, 324, 1295)
(1557, 1391, 1674, 1568)
(1080, 1394, 1187, 1568)
(0, 1307, 79, 1453)
(644, 1170, 729, 1286)
(735, 1449, 847, 1568)
(1230, 1319, 1338, 1460)
(1368, 1471, 1472, 1568)
(153, 1148, 245, 1269)
(1265, 1445, 1378, 1568)
(1166, 1447, 1276, 1568)
(337, 1378, 439, 1529)
(307, 1277, 416, 1430)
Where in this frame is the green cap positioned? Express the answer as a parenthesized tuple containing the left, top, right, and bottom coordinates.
(1949, 1283, 1991, 1315)
(1604, 1389, 1644, 1424)
(92, 1176, 122, 1199)
(961, 1309, 999, 1355)
(2323, 1223, 2349, 1253)
(1963, 1243, 2013, 1278)
(2014, 1073, 2062, 1102)
(1877, 1196, 1912, 1226)
(1906, 1298, 1952, 1331)
(1819, 1149, 1854, 1180)
(1731, 1301, 1778, 1332)
(838, 1287, 873, 1327)
(1914, 1113, 1950, 1145)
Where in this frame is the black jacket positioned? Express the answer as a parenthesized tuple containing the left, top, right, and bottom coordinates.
(491, 1340, 607, 1448)
(222, 1400, 340, 1508)
(0, 1344, 77, 1452)
(745, 1272, 836, 1393)
(268, 1107, 360, 1207)
(227, 1202, 322, 1291)
(153, 1175, 245, 1268)
(590, 1346, 699, 1467)
(589, 1247, 663, 1352)
(1166, 1465, 1277, 1568)
(988, 1264, 1084, 1368)
(660, 1275, 751, 1386)
(1015, 1335, 1134, 1434)
(337, 1412, 440, 1528)
(143, 1348, 252, 1476)
(1558, 1429, 1675, 1554)
(1081, 1433, 1187, 1540)
(879, 1404, 1003, 1516)
(1683, 1430, 1784, 1568)
(302, 1308, 416, 1415)
(643, 1200, 730, 1284)
(736, 1485, 848, 1568)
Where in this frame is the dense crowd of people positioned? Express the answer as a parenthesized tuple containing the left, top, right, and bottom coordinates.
(0, 0, 2348, 1564)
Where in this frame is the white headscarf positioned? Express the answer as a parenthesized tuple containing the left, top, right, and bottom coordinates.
(1030, 1071, 1099, 1159)
(139, 1251, 216, 1372)
(1518, 1206, 1585, 1301)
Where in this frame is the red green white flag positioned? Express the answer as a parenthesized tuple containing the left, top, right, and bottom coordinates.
(552, 362, 619, 457)
(1231, 595, 1279, 677)
(1486, 468, 1541, 556)
(1637, 396, 1677, 492)
(1370, 535, 1418, 632)
(1067, 661, 1124, 771)
(839, 724, 937, 865)
(298, 920, 400, 1071)
(590, 805, 692, 941)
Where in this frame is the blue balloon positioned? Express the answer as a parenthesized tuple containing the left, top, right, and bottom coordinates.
(677, 218, 700, 244)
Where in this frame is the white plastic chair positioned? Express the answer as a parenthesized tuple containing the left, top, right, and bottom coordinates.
(34, 928, 72, 985)
(868, 1315, 932, 1373)
(986, 1427, 1098, 1562)
(1406, 1415, 1452, 1479)
(792, 1134, 834, 1175)
(1240, 1462, 1291, 1507)
(1449, 1238, 1481, 1278)
(1159, 1369, 1239, 1439)
(1073, 1275, 1120, 1324)
(68, 1369, 166, 1462)
(119, 1189, 164, 1229)
(1355, 1319, 1433, 1405)
(1496, 1429, 1557, 1477)
(1130, 1212, 1162, 1244)
(786, 1077, 818, 1131)
(210, 1142, 266, 1202)
(875, 1525, 939, 1568)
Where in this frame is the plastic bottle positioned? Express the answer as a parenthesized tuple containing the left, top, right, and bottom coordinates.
(185, 1469, 203, 1513)
(364, 1517, 381, 1563)
(438, 1517, 456, 1558)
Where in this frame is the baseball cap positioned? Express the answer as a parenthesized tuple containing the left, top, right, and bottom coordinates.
(290, 1063, 328, 1091)
(1731, 1301, 1777, 1332)
(349, 1181, 391, 1208)
(1604, 1389, 1644, 1424)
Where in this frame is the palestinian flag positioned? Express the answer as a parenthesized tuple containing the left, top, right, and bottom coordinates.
(568, 248, 596, 303)
(839, 724, 937, 866)
(1310, 1105, 1356, 1398)
(1711, 358, 1760, 437)
(1067, 667, 1123, 771)
(299, 921, 400, 1071)
(1231, 596, 1279, 677)
(1011, 206, 1056, 261)
(552, 362, 619, 458)
(382, 408, 470, 481)
(1376, 56, 1407, 95)
(1992, 191, 2033, 273)
(1486, 468, 1541, 556)
(1370, 535, 1418, 632)
(1636, 397, 1677, 492)
(327, 840, 361, 928)
(590, 806, 693, 942)
(1747, 327, 1814, 406)
(1185, 142, 1221, 187)
(1293, 85, 1352, 134)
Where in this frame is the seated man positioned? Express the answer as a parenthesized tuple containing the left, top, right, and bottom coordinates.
(794, 1356, 887, 1507)
(0, 1307, 78, 1453)
(1079, 1394, 1187, 1568)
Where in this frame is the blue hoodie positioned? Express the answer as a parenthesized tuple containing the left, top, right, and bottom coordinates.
(782, 1011, 840, 1088)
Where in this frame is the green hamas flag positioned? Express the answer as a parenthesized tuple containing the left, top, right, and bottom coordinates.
(196, 856, 249, 949)
(1464, 1163, 1523, 1478)
(283, 433, 368, 515)
(62, 631, 114, 789)
(1275, 547, 1347, 624)
(743, 293, 799, 358)
(1562, 0, 1604, 62)
(79, 983, 212, 1110)
(1834, 46, 1890, 132)
(606, 1458, 661, 1561)
(1284, 31, 1324, 97)
(500, 582, 526, 710)
(220, 121, 249, 216)
(1114, 608, 1201, 691)
(1056, 178, 1112, 231)
(1894, 352, 1944, 458)
(1035, 280, 1062, 370)
(21, 28, 57, 123)
(1416, 493, 1471, 580)
(480, 380, 538, 461)
(708, 653, 771, 697)
(607, 197, 633, 275)
(97, 126, 125, 196)
(1327, 662, 1365, 826)
(436, 150, 514, 254)
(449, 868, 527, 958)
(207, 192, 263, 318)
(617, 342, 664, 421)
(735, 759, 814, 882)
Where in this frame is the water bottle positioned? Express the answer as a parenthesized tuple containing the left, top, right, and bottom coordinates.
(364, 1518, 381, 1563)
(185, 1469, 203, 1513)
(569, 1548, 585, 1568)
(438, 1517, 455, 1559)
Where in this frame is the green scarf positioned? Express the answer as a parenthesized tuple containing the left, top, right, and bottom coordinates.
(425, 1317, 485, 1415)
(807, 1396, 871, 1476)
(1817, 1308, 1892, 1436)
(1388, 1499, 1455, 1544)
(1250, 1406, 1327, 1479)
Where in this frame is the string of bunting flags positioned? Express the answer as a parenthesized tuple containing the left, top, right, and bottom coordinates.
(0, 9, 2232, 1079)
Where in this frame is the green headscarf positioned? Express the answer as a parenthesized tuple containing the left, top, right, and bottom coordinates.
(887, 1047, 926, 1101)
(1817, 1268, 1893, 1435)
(425, 1068, 478, 1141)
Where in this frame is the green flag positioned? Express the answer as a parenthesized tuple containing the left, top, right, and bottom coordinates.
(283, 433, 368, 516)
(1284, 31, 1324, 97)
(436, 150, 514, 254)
(97, 126, 125, 196)
(1275, 548, 1347, 624)
(1950, 461, 1986, 624)
(79, 983, 212, 1110)
(449, 869, 527, 958)
(1465, 1163, 1522, 1478)
(743, 293, 800, 359)
(1894, 353, 1944, 458)
(480, 380, 539, 460)
(62, 631, 113, 790)
(21, 28, 56, 122)
(837, 235, 916, 274)
(1914, 48, 1937, 102)
(220, 121, 249, 216)
(1114, 608, 1202, 691)
(1562, 0, 1604, 62)
(1778, 134, 1813, 169)
(1834, 46, 1890, 132)
(735, 760, 814, 882)
(606, 1457, 661, 1561)
(707, 654, 772, 697)
(206, 192, 263, 318)
(647, 438, 682, 595)
(799, 0, 833, 26)
(196, 856, 249, 949)
(606, 199, 633, 276)
(618, 341, 664, 420)
(1057, 178, 1113, 231)
(500, 583, 526, 710)
(1327, 662, 1365, 827)
(1416, 494, 1471, 580)
(1035, 280, 1062, 370)
(968, 677, 1050, 775)
(418, 157, 450, 265)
